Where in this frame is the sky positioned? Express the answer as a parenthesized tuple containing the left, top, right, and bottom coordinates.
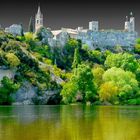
(0, 0, 140, 34)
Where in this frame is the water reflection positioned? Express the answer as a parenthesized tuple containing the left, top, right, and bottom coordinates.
(0, 105, 140, 140)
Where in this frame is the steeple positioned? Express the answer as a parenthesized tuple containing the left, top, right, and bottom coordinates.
(37, 5, 41, 15)
(35, 4, 43, 32)
(129, 12, 135, 32)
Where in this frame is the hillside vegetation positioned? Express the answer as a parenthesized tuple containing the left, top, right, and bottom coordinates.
(0, 28, 140, 105)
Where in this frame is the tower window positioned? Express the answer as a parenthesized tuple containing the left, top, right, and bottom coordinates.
(37, 20, 39, 24)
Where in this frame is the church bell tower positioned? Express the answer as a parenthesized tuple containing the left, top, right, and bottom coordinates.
(35, 5, 43, 32)
(129, 12, 135, 32)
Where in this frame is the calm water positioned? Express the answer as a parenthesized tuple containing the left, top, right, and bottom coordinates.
(0, 105, 140, 140)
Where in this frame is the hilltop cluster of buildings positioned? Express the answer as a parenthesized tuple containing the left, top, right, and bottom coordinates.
(4, 6, 138, 50)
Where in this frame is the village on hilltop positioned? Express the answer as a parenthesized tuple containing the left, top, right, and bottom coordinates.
(4, 5, 138, 51)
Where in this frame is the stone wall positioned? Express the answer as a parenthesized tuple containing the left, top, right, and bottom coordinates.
(77, 30, 138, 51)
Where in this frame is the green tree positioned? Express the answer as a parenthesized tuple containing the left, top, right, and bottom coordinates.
(0, 76, 20, 105)
(61, 81, 78, 104)
(92, 66, 104, 88)
(87, 50, 105, 64)
(82, 44, 89, 51)
(136, 38, 140, 44)
(20, 23, 24, 36)
(105, 53, 138, 72)
(99, 67, 139, 104)
(67, 39, 78, 48)
(134, 43, 140, 54)
(72, 48, 81, 70)
(61, 64, 97, 104)
(76, 64, 97, 102)
(53, 39, 79, 70)
(28, 16, 34, 33)
(24, 32, 34, 42)
(5, 53, 20, 67)
(99, 81, 119, 104)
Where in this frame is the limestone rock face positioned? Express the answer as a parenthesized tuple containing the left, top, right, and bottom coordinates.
(32, 90, 61, 105)
(5, 24, 23, 36)
(12, 81, 61, 105)
(13, 81, 36, 105)
(0, 68, 15, 81)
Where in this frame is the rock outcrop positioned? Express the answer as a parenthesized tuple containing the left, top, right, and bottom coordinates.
(12, 81, 36, 105)
(12, 81, 61, 105)
(32, 90, 61, 105)
(5, 24, 23, 36)
(0, 67, 15, 81)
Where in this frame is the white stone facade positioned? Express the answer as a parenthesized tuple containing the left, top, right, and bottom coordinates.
(124, 12, 135, 32)
(89, 21, 99, 31)
(125, 21, 130, 32)
(130, 16, 135, 32)
(35, 6, 43, 32)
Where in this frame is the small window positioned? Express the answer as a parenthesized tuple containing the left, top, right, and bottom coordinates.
(37, 20, 39, 24)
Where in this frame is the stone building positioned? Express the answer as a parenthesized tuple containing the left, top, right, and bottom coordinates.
(124, 12, 135, 32)
(76, 12, 137, 51)
(35, 5, 43, 32)
(89, 21, 99, 31)
(4, 6, 138, 51)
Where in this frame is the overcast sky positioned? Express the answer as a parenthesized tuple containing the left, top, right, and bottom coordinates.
(0, 0, 140, 34)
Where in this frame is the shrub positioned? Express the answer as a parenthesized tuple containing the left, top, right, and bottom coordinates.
(0, 76, 20, 105)
(5, 53, 20, 67)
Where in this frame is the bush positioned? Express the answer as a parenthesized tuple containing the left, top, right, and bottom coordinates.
(0, 76, 20, 105)
(5, 53, 20, 67)
(134, 44, 140, 54)
(100, 67, 139, 104)
(61, 64, 97, 104)
(92, 66, 105, 88)
(105, 53, 138, 72)
(99, 82, 119, 104)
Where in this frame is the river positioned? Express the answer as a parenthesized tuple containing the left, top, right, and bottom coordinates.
(0, 105, 139, 140)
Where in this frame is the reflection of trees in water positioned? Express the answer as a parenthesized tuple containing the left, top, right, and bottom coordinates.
(92, 106, 140, 140)
(12, 105, 62, 124)
(59, 105, 98, 140)
(0, 106, 140, 140)
(0, 106, 13, 117)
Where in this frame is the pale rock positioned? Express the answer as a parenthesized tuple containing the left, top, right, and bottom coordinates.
(5, 24, 23, 36)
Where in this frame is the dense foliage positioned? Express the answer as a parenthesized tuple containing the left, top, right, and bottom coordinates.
(0, 76, 19, 105)
(0, 29, 140, 105)
(61, 64, 97, 104)
(99, 67, 139, 104)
